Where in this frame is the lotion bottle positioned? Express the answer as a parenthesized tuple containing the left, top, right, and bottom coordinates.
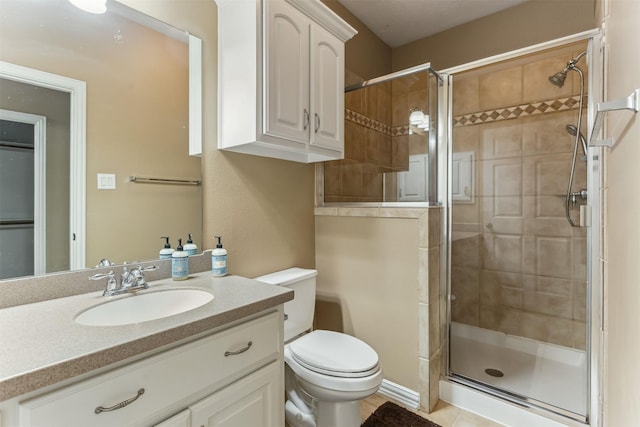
(159, 236, 174, 259)
(211, 236, 228, 277)
(184, 233, 198, 256)
(172, 238, 189, 281)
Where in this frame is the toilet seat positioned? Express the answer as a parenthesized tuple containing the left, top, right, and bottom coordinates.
(288, 330, 379, 378)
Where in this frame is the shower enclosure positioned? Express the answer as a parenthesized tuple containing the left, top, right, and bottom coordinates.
(446, 35, 602, 423)
(321, 64, 442, 205)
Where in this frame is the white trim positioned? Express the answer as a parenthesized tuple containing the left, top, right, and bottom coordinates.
(285, 0, 357, 42)
(440, 380, 573, 427)
(585, 32, 604, 427)
(0, 61, 86, 271)
(442, 29, 600, 75)
(0, 109, 46, 275)
(188, 34, 203, 157)
(377, 379, 420, 410)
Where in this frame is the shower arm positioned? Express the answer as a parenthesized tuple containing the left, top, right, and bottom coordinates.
(568, 51, 587, 69)
(589, 89, 640, 148)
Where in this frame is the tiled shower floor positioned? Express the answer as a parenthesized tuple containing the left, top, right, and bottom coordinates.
(450, 322, 587, 416)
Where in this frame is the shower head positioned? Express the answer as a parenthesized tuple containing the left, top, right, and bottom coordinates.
(548, 51, 587, 88)
(549, 70, 568, 87)
(566, 124, 588, 158)
(565, 124, 579, 137)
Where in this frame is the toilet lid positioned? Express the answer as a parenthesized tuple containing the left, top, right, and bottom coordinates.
(289, 330, 379, 378)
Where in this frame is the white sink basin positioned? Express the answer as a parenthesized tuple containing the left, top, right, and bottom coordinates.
(75, 289, 214, 326)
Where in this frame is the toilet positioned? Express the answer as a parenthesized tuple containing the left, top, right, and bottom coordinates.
(255, 268, 383, 427)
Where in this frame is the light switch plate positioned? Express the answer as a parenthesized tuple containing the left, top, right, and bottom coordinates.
(97, 173, 116, 190)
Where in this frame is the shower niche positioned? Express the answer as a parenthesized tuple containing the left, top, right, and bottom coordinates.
(321, 64, 442, 205)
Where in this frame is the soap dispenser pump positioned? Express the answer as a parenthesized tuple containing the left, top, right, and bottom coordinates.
(211, 236, 227, 277)
(159, 236, 174, 259)
(172, 238, 189, 281)
(184, 233, 198, 256)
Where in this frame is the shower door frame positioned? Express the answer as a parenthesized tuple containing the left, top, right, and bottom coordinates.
(440, 29, 604, 426)
(316, 62, 444, 208)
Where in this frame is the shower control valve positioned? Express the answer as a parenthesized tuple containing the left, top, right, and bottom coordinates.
(570, 189, 588, 206)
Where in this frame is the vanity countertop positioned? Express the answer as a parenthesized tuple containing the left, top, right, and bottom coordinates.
(0, 272, 293, 402)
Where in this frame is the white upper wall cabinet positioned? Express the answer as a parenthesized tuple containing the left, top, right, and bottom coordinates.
(216, 0, 356, 163)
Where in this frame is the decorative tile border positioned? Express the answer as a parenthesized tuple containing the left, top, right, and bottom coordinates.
(345, 108, 409, 137)
(345, 108, 391, 135)
(346, 94, 586, 135)
(454, 95, 586, 127)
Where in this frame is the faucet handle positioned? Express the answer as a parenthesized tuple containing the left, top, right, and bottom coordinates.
(90, 272, 118, 294)
(129, 265, 157, 288)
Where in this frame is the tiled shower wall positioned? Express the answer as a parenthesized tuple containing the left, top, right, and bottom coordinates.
(450, 43, 588, 349)
(323, 72, 430, 203)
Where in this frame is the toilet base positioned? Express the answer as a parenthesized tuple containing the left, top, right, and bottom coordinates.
(285, 398, 362, 427)
(317, 399, 362, 427)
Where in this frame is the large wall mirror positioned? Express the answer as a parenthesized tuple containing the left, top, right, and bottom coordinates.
(0, 0, 203, 281)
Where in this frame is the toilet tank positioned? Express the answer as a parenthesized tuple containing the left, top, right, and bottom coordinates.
(254, 268, 317, 341)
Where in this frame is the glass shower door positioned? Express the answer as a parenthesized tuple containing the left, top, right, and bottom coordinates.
(447, 41, 591, 421)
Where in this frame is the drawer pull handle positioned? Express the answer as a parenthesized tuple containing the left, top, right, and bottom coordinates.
(95, 388, 145, 414)
(224, 341, 253, 357)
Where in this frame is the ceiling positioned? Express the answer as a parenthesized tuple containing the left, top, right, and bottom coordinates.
(336, 0, 529, 48)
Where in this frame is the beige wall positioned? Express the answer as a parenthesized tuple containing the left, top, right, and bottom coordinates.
(122, 0, 316, 278)
(315, 215, 419, 390)
(392, 0, 597, 71)
(601, 0, 640, 425)
(320, 0, 391, 83)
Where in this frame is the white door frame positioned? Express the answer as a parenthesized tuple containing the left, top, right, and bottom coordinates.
(0, 61, 86, 271)
(0, 109, 47, 274)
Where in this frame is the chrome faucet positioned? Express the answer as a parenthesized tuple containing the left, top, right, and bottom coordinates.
(90, 265, 158, 297)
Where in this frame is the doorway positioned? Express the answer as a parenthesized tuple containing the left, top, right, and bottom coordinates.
(0, 61, 86, 274)
(0, 111, 46, 279)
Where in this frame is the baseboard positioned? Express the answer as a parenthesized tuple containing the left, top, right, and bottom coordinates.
(377, 379, 420, 409)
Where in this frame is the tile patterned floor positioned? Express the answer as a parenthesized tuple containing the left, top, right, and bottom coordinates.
(360, 394, 505, 427)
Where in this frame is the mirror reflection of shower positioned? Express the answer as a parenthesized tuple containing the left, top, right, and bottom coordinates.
(548, 51, 587, 227)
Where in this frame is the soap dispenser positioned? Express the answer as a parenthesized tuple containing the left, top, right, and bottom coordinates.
(184, 233, 198, 256)
(211, 236, 228, 277)
(159, 236, 174, 259)
(172, 238, 189, 281)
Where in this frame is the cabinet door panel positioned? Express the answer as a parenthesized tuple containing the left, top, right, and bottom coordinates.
(265, 1, 309, 144)
(190, 361, 283, 427)
(310, 26, 343, 152)
(154, 409, 190, 427)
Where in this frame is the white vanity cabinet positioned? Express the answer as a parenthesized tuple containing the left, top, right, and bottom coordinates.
(190, 361, 281, 426)
(154, 409, 190, 427)
(216, 0, 356, 163)
(15, 311, 284, 427)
